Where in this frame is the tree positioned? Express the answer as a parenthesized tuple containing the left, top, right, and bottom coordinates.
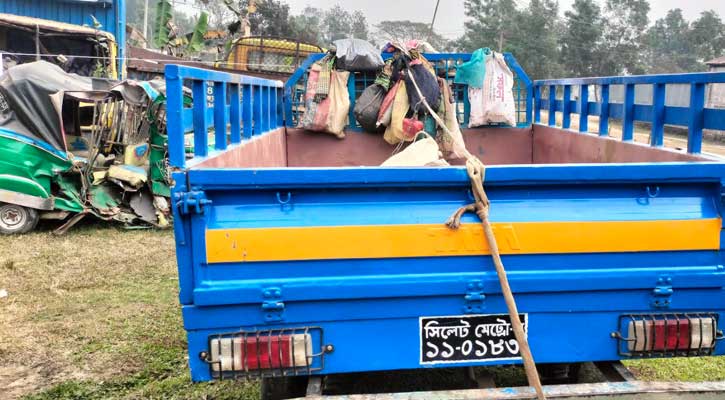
(689, 10, 725, 64)
(196, 0, 235, 30)
(457, 0, 519, 52)
(289, 7, 324, 46)
(561, 0, 604, 77)
(350, 11, 369, 41)
(374, 20, 450, 51)
(646, 9, 698, 73)
(248, 0, 294, 37)
(514, 0, 562, 80)
(598, 0, 650, 75)
(322, 5, 352, 43)
(320, 5, 370, 44)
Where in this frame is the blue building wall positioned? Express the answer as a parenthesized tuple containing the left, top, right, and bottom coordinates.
(0, 0, 126, 76)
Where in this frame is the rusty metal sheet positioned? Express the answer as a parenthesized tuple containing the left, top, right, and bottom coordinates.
(297, 381, 725, 400)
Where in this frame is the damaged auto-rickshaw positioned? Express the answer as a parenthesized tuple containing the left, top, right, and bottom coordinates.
(0, 61, 174, 234)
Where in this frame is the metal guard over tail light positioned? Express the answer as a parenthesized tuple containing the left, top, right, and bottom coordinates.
(612, 313, 724, 358)
(201, 327, 331, 379)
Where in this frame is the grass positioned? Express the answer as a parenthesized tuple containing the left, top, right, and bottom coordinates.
(0, 222, 257, 400)
(1, 222, 724, 399)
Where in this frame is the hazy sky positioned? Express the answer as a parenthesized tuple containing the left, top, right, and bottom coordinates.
(284, 0, 725, 39)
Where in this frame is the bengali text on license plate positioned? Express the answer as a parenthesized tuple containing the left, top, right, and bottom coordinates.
(420, 314, 528, 364)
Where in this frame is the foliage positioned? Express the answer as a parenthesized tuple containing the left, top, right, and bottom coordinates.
(322, 5, 370, 43)
(248, 0, 295, 37)
(457, 0, 519, 53)
(196, 0, 236, 29)
(689, 11, 725, 64)
(513, 0, 563, 81)
(289, 7, 325, 46)
(598, 0, 651, 75)
(133, 0, 725, 76)
(646, 9, 725, 74)
(351, 10, 370, 42)
(374, 20, 450, 51)
(152, 0, 173, 49)
(561, 0, 605, 77)
(187, 12, 210, 54)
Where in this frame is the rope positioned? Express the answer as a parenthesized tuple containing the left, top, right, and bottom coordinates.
(405, 62, 546, 399)
(445, 158, 545, 400)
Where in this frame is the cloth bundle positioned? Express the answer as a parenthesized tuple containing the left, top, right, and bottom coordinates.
(300, 56, 351, 138)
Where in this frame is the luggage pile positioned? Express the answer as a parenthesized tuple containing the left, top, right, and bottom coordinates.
(300, 39, 384, 139)
(299, 40, 517, 165)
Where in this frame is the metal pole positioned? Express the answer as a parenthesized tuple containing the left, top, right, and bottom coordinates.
(35, 25, 41, 61)
(428, 0, 441, 41)
(143, 0, 149, 45)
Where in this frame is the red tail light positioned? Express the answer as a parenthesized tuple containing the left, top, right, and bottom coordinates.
(617, 313, 721, 356)
(209, 333, 311, 373)
(651, 319, 690, 351)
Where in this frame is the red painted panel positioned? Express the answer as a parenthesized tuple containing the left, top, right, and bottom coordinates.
(195, 128, 287, 168)
(532, 125, 710, 164)
(286, 127, 533, 167)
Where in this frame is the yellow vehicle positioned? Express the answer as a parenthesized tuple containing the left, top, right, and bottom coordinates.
(0, 13, 118, 79)
(219, 36, 323, 75)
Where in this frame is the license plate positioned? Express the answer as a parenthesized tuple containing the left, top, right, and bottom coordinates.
(420, 313, 528, 365)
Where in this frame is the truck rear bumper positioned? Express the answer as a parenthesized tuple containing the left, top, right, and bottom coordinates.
(295, 380, 725, 400)
(183, 305, 725, 381)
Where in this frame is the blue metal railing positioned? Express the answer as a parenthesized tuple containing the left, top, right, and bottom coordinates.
(534, 73, 725, 154)
(284, 52, 533, 130)
(165, 64, 284, 168)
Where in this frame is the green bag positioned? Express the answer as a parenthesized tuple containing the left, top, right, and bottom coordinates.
(454, 48, 491, 88)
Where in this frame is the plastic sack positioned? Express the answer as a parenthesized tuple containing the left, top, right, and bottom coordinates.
(300, 66, 351, 138)
(469, 52, 516, 127)
(327, 70, 352, 135)
(354, 84, 386, 133)
(381, 135, 449, 167)
(454, 48, 490, 88)
(383, 82, 410, 145)
(334, 38, 384, 72)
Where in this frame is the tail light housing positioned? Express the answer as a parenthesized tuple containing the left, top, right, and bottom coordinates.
(203, 327, 329, 379)
(614, 313, 723, 357)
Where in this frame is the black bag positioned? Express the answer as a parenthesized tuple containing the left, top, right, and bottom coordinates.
(354, 84, 386, 133)
(405, 64, 440, 114)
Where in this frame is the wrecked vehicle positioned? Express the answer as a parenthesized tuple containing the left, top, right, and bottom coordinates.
(0, 61, 173, 234)
(0, 13, 118, 78)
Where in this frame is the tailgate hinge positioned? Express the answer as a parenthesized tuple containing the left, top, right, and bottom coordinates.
(175, 190, 211, 215)
(651, 275, 673, 309)
(463, 280, 485, 314)
(262, 287, 285, 322)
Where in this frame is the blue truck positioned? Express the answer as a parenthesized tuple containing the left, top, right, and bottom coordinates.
(166, 53, 725, 399)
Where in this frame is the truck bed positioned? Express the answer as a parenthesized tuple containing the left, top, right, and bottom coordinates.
(165, 60, 725, 395)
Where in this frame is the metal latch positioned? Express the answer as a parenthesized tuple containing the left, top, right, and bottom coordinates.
(175, 190, 211, 215)
(262, 287, 284, 322)
(463, 280, 485, 314)
(651, 276, 673, 309)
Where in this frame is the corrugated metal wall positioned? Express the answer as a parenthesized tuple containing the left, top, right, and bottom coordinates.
(707, 66, 725, 109)
(0, 0, 126, 76)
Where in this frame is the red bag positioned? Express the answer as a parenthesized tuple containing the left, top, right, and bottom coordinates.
(402, 118, 424, 139)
